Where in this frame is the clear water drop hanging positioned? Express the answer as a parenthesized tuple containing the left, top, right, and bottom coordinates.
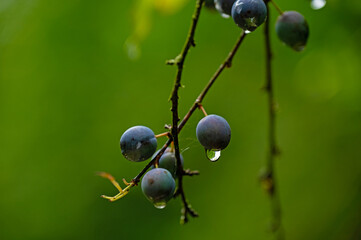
(311, 0, 326, 10)
(206, 149, 221, 162)
(153, 202, 167, 209)
(245, 30, 251, 34)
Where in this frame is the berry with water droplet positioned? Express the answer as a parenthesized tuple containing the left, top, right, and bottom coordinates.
(196, 114, 231, 151)
(141, 168, 175, 208)
(275, 11, 309, 51)
(120, 126, 157, 162)
(231, 0, 267, 32)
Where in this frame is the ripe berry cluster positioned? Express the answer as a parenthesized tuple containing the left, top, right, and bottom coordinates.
(119, 113, 231, 208)
(98, 0, 311, 225)
(213, 0, 309, 50)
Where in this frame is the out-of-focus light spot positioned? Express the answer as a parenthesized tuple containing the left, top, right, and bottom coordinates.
(311, 0, 326, 10)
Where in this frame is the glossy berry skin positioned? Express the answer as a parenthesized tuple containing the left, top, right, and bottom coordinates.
(275, 11, 309, 51)
(120, 126, 157, 162)
(141, 168, 176, 205)
(231, 0, 267, 32)
(214, 0, 236, 16)
(196, 114, 231, 150)
(158, 152, 184, 178)
(151, 148, 184, 178)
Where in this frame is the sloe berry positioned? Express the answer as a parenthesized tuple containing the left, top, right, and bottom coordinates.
(141, 168, 176, 207)
(231, 0, 267, 32)
(275, 11, 309, 51)
(120, 126, 157, 162)
(196, 114, 231, 150)
(151, 148, 184, 178)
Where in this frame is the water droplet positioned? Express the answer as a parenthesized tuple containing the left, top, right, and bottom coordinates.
(293, 45, 305, 52)
(205, 149, 221, 162)
(244, 30, 251, 34)
(153, 201, 167, 209)
(311, 0, 326, 10)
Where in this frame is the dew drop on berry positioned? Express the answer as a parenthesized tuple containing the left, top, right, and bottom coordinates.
(153, 201, 167, 209)
(206, 149, 221, 162)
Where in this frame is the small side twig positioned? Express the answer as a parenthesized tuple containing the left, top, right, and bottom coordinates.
(270, 0, 283, 15)
(198, 104, 208, 116)
(155, 132, 171, 138)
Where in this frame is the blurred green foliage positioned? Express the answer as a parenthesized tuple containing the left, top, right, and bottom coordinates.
(1, 0, 361, 239)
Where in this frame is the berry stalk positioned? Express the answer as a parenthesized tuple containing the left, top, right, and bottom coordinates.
(262, 1, 285, 239)
(169, 0, 205, 224)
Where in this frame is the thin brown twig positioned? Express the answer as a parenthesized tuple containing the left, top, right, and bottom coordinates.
(262, 1, 285, 239)
(169, 0, 204, 224)
(132, 139, 172, 184)
(177, 31, 247, 133)
(270, 0, 283, 15)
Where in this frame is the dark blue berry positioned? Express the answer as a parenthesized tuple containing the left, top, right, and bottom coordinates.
(141, 168, 176, 207)
(275, 11, 309, 51)
(159, 152, 184, 178)
(214, 0, 236, 16)
(120, 126, 157, 162)
(151, 148, 184, 178)
(231, 0, 267, 32)
(196, 114, 231, 150)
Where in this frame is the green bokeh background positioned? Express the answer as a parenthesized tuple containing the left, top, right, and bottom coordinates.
(1, 0, 361, 239)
